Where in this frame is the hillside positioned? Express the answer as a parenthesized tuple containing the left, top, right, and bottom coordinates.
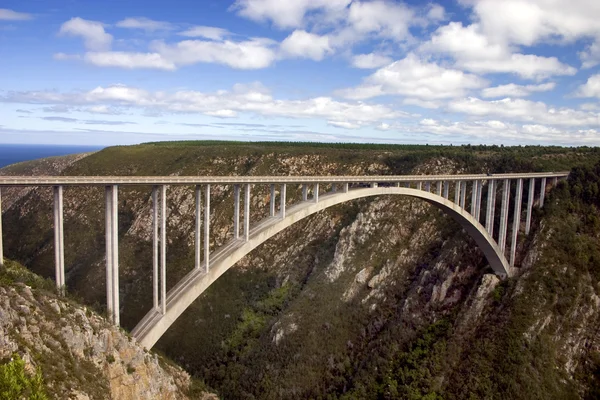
(1, 142, 599, 399)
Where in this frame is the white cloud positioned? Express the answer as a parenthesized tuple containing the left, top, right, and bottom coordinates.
(580, 39, 600, 69)
(280, 30, 332, 61)
(59, 17, 113, 51)
(0, 8, 32, 20)
(481, 82, 555, 98)
(448, 97, 600, 127)
(426, 4, 445, 21)
(346, 0, 413, 39)
(574, 74, 600, 98)
(84, 51, 176, 70)
(178, 26, 230, 40)
(338, 53, 487, 101)
(2, 83, 404, 127)
(351, 53, 393, 69)
(328, 120, 361, 129)
(421, 22, 576, 79)
(231, 0, 351, 29)
(150, 39, 277, 69)
(116, 17, 174, 31)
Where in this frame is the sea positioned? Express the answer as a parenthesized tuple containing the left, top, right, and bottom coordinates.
(0, 144, 105, 169)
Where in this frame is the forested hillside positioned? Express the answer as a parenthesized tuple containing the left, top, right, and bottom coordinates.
(1, 142, 599, 399)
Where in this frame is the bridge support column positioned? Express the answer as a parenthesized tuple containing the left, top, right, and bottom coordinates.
(331, 183, 337, 193)
(471, 181, 479, 216)
(475, 180, 483, 221)
(244, 184, 250, 241)
(443, 181, 449, 199)
(270, 184, 275, 217)
(525, 178, 535, 234)
(53, 185, 65, 294)
(510, 179, 523, 267)
(0, 189, 3, 267)
(436, 181, 442, 196)
(424, 182, 430, 192)
(460, 181, 467, 209)
(314, 183, 319, 203)
(204, 185, 210, 273)
(160, 185, 166, 315)
(234, 185, 240, 239)
(280, 184, 286, 219)
(195, 186, 202, 270)
(552, 177, 558, 186)
(371, 182, 378, 188)
(302, 184, 308, 201)
(417, 182, 422, 191)
(343, 183, 349, 193)
(498, 179, 510, 253)
(539, 177, 547, 207)
(105, 185, 119, 325)
(152, 186, 159, 312)
(454, 181, 461, 204)
(485, 180, 496, 235)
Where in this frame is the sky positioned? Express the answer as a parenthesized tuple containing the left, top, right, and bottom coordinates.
(1, 0, 600, 146)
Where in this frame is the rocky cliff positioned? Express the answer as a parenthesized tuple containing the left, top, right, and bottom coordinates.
(1, 142, 599, 399)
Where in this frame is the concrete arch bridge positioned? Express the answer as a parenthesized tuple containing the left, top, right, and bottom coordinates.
(0, 172, 567, 349)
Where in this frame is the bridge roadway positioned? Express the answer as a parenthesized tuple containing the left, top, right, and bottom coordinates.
(0, 171, 569, 349)
(0, 171, 568, 186)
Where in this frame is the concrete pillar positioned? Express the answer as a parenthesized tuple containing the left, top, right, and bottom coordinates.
(244, 184, 250, 241)
(152, 186, 159, 312)
(160, 185, 166, 315)
(471, 181, 479, 216)
(539, 177, 547, 207)
(460, 181, 467, 208)
(552, 177, 558, 186)
(395, 182, 401, 188)
(417, 182, 422, 190)
(343, 183, 349, 193)
(0, 188, 3, 267)
(485, 180, 496, 235)
(111, 185, 119, 326)
(195, 186, 201, 270)
(105, 186, 113, 319)
(204, 185, 210, 273)
(498, 179, 510, 253)
(443, 181, 450, 199)
(314, 183, 319, 203)
(270, 184, 275, 217)
(53, 185, 65, 293)
(436, 181, 442, 196)
(371, 182, 378, 188)
(331, 183, 337, 193)
(475, 180, 483, 221)
(510, 179, 523, 267)
(454, 181, 461, 204)
(234, 185, 240, 239)
(424, 182, 430, 192)
(302, 184, 308, 201)
(280, 184, 286, 219)
(525, 178, 535, 234)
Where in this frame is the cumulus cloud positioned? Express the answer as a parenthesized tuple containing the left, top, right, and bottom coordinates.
(178, 26, 230, 40)
(351, 53, 393, 69)
(0, 8, 32, 20)
(280, 30, 332, 61)
(421, 22, 576, 80)
(338, 53, 486, 101)
(84, 51, 176, 70)
(481, 82, 556, 98)
(59, 17, 113, 51)
(116, 17, 174, 31)
(1, 83, 403, 128)
(574, 74, 600, 98)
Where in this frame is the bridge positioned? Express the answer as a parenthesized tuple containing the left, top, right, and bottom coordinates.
(0, 172, 567, 349)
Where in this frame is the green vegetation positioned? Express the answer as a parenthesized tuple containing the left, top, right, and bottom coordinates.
(0, 354, 48, 400)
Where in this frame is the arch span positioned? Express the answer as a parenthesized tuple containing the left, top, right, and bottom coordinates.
(132, 186, 510, 349)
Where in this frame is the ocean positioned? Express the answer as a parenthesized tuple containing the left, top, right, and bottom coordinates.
(0, 144, 105, 169)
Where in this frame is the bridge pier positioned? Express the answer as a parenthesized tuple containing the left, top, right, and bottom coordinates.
(485, 180, 496, 235)
(417, 182, 422, 190)
(454, 181, 461, 204)
(105, 185, 120, 325)
(525, 178, 535, 234)
(244, 184, 250, 241)
(475, 180, 483, 221)
(510, 179, 523, 267)
(498, 179, 510, 253)
(314, 183, 319, 203)
(152, 186, 159, 312)
(0, 189, 3, 266)
(471, 181, 479, 216)
(460, 181, 467, 209)
(160, 185, 166, 315)
(424, 182, 430, 192)
(270, 184, 276, 217)
(204, 185, 210, 272)
(234, 185, 240, 239)
(280, 184, 286, 218)
(443, 181, 449, 199)
(436, 181, 442, 196)
(302, 184, 308, 201)
(195, 186, 202, 270)
(53, 185, 65, 293)
(343, 183, 349, 193)
(540, 177, 547, 207)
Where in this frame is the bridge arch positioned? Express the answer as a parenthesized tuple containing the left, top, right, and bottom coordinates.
(132, 186, 510, 349)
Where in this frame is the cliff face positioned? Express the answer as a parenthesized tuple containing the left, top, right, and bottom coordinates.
(1, 143, 599, 399)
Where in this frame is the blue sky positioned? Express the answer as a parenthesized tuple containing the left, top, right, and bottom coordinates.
(1, 0, 600, 146)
